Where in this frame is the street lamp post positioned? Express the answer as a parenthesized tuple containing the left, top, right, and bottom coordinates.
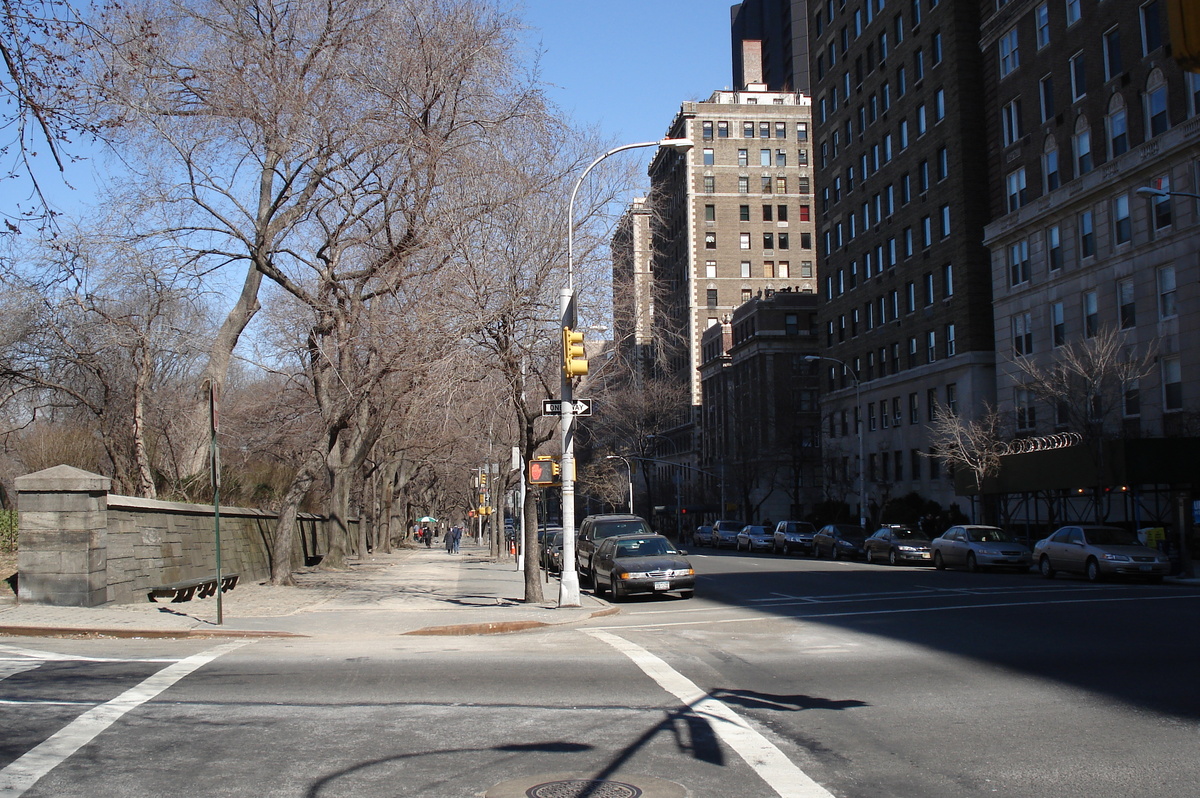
(604, 455, 634, 514)
(558, 137, 693, 608)
(806, 355, 866, 529)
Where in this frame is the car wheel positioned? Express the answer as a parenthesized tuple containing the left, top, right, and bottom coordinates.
(594, 575, 607, 598)
(773, 541, 781, 555)
(610, 579, 623, 601)
(966, 552, 979, 573)
(888, 549, 899, 566)
(934, 551, 946, 570)
(865, 548, 874, 564)
(831, 545, 840, 561)
(1085, 558, 1103, 583)
(680, 589, 694, 599)
(1039, 555, 1056, 579)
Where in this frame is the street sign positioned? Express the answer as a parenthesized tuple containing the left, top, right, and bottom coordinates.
(541, 399, 593, 417)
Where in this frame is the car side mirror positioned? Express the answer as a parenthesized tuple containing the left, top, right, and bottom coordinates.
(678, 549, 689, 556)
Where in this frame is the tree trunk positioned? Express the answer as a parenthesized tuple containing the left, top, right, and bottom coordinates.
(270, 449, 324, 585)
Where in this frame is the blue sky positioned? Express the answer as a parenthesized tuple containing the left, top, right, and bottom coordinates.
(519, 0, 738, 165)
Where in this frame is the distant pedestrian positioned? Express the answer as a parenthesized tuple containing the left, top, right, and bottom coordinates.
(451, 525, 462, 554)
(445, 526, 454, 554)
(423, 526, 432, 548)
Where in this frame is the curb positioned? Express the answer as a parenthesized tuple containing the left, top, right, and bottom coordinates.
(0, 625, 303, 640)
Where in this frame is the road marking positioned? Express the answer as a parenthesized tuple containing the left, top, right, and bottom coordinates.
(592, 592, 1200, 631)
(587, 629, 835, 798)
(0, 644, 178, 663)
(0, 641, 249, 797)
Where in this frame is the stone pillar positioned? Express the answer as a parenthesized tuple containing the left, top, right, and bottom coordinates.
(16, 465, 111, 606)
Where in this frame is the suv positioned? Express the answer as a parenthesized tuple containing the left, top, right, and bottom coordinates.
(773, 520, 817, 556)
(576, 514, 655, 579)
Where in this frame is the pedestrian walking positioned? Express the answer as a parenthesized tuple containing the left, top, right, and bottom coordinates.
(451, 525, 462, 554)
(445, 526, 454, 554)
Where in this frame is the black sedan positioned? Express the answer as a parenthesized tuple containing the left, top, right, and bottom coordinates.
(591, 534, 695, 600)
(864, 525, 934, 565)
(813, 523, 868, 560)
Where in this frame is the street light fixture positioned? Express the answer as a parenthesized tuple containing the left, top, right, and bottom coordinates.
(604, 455, 634, 514)
(806, 354, 866, 529)
(558, 136, 693, 608)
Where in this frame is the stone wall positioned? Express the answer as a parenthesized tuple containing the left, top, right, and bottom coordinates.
(16, 464, 341, 606)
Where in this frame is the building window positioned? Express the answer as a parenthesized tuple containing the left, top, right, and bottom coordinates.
(933, 32, 943, 64)
(738, 175, 749, 194)
(940, 205, 951, 238)
(776, 149, 787, 168)
(778, 233, 790, 249)
(1159, 264, 1177, 318)
(937, 146, 948, 180)
(706, 288, 718, 307)
(738, 149, 749, 167)
(705, 260, 717, 278)
(761, 176, 773, 194)
(1083, 290, 1098, 337)
(1016, 387, 1036, 430)
(1036, 3, 1050, 49)
(1103, 28, 1122, 81)
(927, 330, 937, 362)
(741, 288, 752, 302)
(1009, 240, 1031, 286)
(1002, 99, 1022, 147)
(1066, 0, 1081, 26)
(1118, 278, 1136, 329)
(945, 323, 956, 357)
(1073, 115, 1092, 175)
(704, 176, 716, 194)
(935, 88, 945, 121)
(1040, 75, 1055, 122)
(1070, 52, 1086, 101)
(1107, 96, 1129, 157)
(717, 121, 729, 138)
(702, 121, 713, 140)
(739, 204, 751, 222)
(946, 383, 958, 414)
(739, 232, 751, 250)
(1006, 168, 1027, 212)
(1142, 0, 1163, 55)
(1146, 69, 1170, 137)
(1043, 136, 1060, 192)
(703, 148, 715, 166)
(763, 232, 775, 250)
(743, 121, 755, 138)
(740, 260, 751, 277)
(704, 204, 716, 222)
(1052, 300, 1066, 346)
(776, 176, 787, 193)
(1047, 225, 1063, 270)
(1079, 210, 1094, 257)
(1152, 175, 1172, 228)
(924, 271, 935, 305)
(706, 232, 718, 249)
(1163, 355, 1183, 411)
(1125, 379, 1141, 417)
(1013, 312, 1033, 356)
(759, 148, 771, 167)
(777, 204, 788, 222)
(999, 28, 1019, 78)
(1113, 194, 1131, 245)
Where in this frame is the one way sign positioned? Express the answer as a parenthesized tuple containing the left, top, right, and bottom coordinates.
(542, 399, 593, 417)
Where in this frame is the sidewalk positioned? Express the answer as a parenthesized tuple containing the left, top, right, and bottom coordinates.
(0, 544, 615, 640)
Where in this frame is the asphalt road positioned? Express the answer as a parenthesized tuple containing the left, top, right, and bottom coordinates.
(4, 547, 1200, 798)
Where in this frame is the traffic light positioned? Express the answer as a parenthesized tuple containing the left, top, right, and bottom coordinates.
(551, 461, 561, 478)
(529, 459, 557, 485)
(562, 327, 588, 378)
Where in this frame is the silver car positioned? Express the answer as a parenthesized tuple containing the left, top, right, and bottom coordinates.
(735, 525, 774, 552)
(932, 525, 1032, 572)
(773, 520, 817, 556)
(1034, 525, 1170, 582)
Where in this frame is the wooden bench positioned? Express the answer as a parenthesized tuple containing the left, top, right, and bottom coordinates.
(148, 573, 239, 603)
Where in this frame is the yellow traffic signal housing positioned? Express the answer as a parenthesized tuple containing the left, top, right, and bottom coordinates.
(1169, 0, 1200, 72)
(529, 459, 557, 485)
(551, 461, 561, 478)
(562, 327, 588, 378)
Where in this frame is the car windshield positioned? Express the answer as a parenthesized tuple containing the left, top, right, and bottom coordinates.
(892, 529, 930, 540)
(967, 528, 1010, 543)
(616, 538, 674, 557)
(1084, 528, 1139, 546)
(596, 521, 652, 538)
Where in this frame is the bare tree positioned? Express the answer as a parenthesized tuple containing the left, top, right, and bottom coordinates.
(926, 402, 1008, 494)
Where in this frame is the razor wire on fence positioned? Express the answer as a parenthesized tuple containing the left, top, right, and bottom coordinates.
(998, 432, 1083, 457)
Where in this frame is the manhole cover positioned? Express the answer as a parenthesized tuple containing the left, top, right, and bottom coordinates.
(526, 779, 644, 798)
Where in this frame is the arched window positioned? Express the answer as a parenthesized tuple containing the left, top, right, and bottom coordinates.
(1145, 69, 1169, 137)
(1106, 93, 1128, 157)
(1073, 114, 1092, 176)
(1042, 135, 1060, 192)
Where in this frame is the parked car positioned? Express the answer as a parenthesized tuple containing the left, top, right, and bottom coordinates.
(576, 514, 655, 580)
(591, 533, 695, 600)
(1034, 525, 1170, 582)
(541, 531, 564, 572)
(864, 525, 934, 565)
(736, 525, 774, 552)
(711, 519, 746, 549)
(813, 523, 868, 560)
(773, 520, 818, 556)
(932, 525, 1032, 572)
(694, 525, 716, 547)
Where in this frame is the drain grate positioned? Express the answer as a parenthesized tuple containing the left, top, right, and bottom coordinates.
(526, 779, 644, 798)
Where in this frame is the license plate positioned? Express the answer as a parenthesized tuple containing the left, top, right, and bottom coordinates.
(654, 581, 670, 591)
(1140, 565, 1152, 572)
